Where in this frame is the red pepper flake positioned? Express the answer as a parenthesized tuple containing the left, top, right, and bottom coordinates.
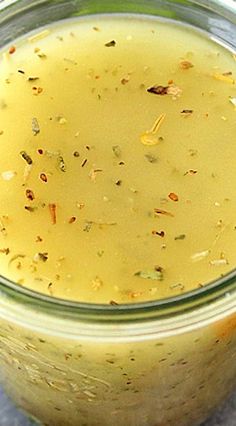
(152, 230, 165, 237)
(69, 216, 76, 224)
(26, 189, 35, 201)
(9, 46, 16, 54)
(168, 192, 179, 202)
(154, 208, 174, 217)
(49, 203, 57, 225)
(37, 149, 44, 155)
(40, 173, 48, 183)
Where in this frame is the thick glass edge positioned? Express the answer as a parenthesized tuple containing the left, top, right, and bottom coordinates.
(0, 269, 235, 322)
(0, 0, 234, 322)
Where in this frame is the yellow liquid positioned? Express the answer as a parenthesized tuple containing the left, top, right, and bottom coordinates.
(0, 15, 236, 303)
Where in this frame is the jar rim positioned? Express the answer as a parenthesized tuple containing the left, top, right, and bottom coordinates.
(0, 269, 236, 321)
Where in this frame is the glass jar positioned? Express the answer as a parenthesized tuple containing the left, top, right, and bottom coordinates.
(0, 1, 235, 426)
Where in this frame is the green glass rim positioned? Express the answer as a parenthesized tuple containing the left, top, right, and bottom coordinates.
(0, 0, 235, 322)
(0, 268, 235, 320)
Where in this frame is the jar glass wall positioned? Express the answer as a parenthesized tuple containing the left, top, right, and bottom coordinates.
(0, 1, 235, 426)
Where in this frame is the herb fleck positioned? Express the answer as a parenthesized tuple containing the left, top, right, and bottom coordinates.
(181, 109, 193, 116)
(81, 158, 88, 168)
(0, 248, 10, 255)
(36, 236, 43, 242)
(20, 151, 33, 165)
(26, 189, 35, 201)
(179, 60, 194, 70)
(152, 230, 165, 237)
(49, 203, 57, 224)
(170, 283, 185, 291)
(25, 206, 36, 212)
(145, 153, 158, 163)
(34, 252, 48, 262)
(58, 156, 66, 172)
(191, 250, 210, 262)
(112, 145, 122, 158)
(229, 97, 236, 107)
(28, 76, 39, 82)
(83, 221, 93, 232)
(69, 216, 76, 224)
(105, 40, 116, 47)
(121, 76, 130, 85)
(185, 169, 198, 176)
(147, 85, 169, 95)
(154, 208, 174, 217)
(57, 116, 67, 125)
(92, 276, 103, 291)
(210, 259, 228, 266)
(110, 300, 119, 306)
(141, 114, 166, 145)
(147, 83, 182, 98)
(134, 269, 164, 281)
(76, 202, 85, 210)
(175, 234, 186, 240)
(213, 73, 235, 84)
(32, 117, 40, 136)
(32, 86, 43, 95)
(89, 168, 103, 182)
